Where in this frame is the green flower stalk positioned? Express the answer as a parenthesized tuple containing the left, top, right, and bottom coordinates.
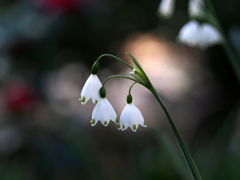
(126, 53, 202, 180)
(79, 53, 202, 180)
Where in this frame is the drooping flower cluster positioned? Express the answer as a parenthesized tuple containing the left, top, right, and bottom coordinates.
(157, 0, 223, 49)
(79, 56, 147, 132)
(78, 54, 203, 179)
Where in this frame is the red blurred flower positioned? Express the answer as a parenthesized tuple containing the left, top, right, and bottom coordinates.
(3, 80, 37, 113)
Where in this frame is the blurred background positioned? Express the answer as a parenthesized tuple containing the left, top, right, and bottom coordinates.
(0, 0, 239, 179)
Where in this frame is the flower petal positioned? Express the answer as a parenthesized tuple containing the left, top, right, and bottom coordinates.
(80, 74, 102, 105)
(119, 104, 130, 131)
(91, 98, 117, 126)
(120, 103, 146, 132)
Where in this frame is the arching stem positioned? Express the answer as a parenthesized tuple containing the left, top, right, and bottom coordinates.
(128, 82, 138, 95)
(147, 83, 202, 180)
(102, 75, 144, 87)
(96, 54, 133, 69)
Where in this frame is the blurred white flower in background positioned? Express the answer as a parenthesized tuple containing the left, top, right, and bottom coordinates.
(188, 0, 205, 18)
(157, 0, 175, 18)
(178, 20, 223, 49)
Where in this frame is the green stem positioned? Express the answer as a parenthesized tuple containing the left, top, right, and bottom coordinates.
(102, 75, 144, 87)
(148, 83, 202, 180)
(128, 82, 137, 95)
(96, 54, 133, 69)
(99, 52, 202, 179)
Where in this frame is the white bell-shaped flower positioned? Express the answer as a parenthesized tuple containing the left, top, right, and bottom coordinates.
(119, 95, 146, 132)
(91, 97, 118, 126)
(178, 20, 223, 49)
(80, 74, 102, 105)
(157, 0, 175, 18)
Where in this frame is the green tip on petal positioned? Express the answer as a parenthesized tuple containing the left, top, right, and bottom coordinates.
(81, 96, 86, 103)
(115, 117, 119, 124)
(103, 121, 108, 126)
(143, 122, 147, 127)
(79, 96, 82, 101)
(91, 119, 96, 126)
(122, 125, 125, 130)
(133, 124, 137, 131)
(95, 100, 98, 104)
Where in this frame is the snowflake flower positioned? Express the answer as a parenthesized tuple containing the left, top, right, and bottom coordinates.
(79, 74, 102, 104)
(119, 95, 146, 132)
(91, 97, 118, 126)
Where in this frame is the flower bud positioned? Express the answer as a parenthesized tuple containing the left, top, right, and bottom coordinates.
(130, 69, 145, 84)
(99, 87, 106, 98)
(127, 94, 132, 104)
(91, 61, 99, 75)
(126, 53, 150, 86)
